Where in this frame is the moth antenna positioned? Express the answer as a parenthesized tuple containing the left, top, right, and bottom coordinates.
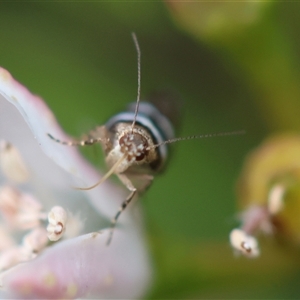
(147, 130, 246, 150)
(131, 32, 141, 132)
(73, 154, 127, 191)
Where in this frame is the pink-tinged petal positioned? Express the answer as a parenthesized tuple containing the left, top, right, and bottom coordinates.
(0, 67, 129, 222)
(0, 67, 152, 298)
(1, 227, 152, 299)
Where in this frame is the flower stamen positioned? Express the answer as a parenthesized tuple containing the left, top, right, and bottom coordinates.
(47, 206, 68, 241)
(22, 227, 48, 255)
(229, 228, 259, 257)
(0, 140, 30, 183)
(0, 185, 43, 230)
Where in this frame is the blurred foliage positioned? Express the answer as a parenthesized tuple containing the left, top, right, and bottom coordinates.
(237, 134, 300, 208)
(1, 2, 300, 299)
(167, 1, 300, 131)
(237, 134, 300, 246)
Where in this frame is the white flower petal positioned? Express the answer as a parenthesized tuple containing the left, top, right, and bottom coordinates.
(1, 227, 152, 299)
(0, 67, 129, 224)
(0, 67, 152, 298)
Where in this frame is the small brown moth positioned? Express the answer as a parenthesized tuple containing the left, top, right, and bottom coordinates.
(48, 33, 244, 245)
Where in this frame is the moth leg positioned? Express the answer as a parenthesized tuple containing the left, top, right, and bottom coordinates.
(126, 173, 154, 194)
(106, 174, 137, 246)
(47, 132, 105, 147)
(88, 125, 112, 152)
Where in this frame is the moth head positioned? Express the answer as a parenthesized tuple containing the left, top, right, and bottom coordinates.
(119, 129, 149, 163)
(113, 123, 157, 169)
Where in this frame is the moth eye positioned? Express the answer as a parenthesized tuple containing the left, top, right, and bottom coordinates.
(135, 152, 145, 161)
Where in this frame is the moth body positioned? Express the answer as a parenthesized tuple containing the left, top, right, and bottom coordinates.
(101, 101, 175, 176)
(47, 33, 244, 245)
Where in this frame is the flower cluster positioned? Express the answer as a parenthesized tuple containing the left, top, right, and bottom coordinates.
(0, 67, 151, 298)
(230, 135, 300, 258)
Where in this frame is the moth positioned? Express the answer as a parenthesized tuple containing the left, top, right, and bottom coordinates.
(48, 33, 244, 245)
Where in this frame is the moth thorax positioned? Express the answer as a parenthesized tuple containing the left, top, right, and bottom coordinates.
(119, 131, 149, 162)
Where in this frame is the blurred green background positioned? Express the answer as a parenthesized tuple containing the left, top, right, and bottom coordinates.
(1, 2, 300, 299)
